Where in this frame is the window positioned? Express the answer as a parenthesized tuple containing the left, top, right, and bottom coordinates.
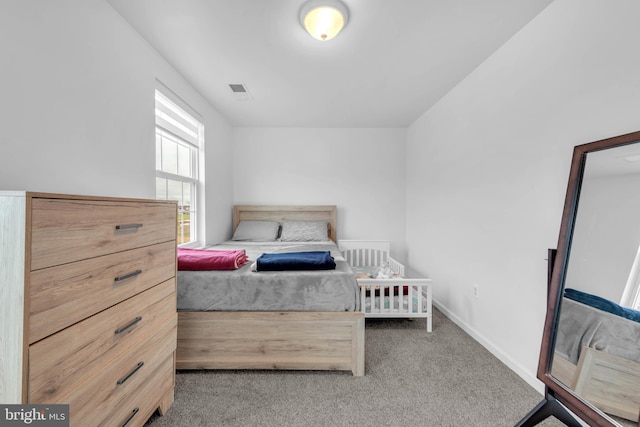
(155, 89, 203, 246)
(621, 245, 640, 310)
(632, 289, 640, 311)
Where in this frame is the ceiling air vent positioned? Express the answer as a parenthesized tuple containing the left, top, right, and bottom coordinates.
(229, 84, 253, 101)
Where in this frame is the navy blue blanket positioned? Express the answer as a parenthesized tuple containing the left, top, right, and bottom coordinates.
(564, 288, 640, 323)
(255, 251, 336, 272)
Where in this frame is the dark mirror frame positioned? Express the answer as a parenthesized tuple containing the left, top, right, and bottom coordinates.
(535, 130, 640, 427)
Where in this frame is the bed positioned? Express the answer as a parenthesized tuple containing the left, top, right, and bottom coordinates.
(175, 205, 365, 376)
(552, 288, 640, 422)
(338, 240, 433, 331)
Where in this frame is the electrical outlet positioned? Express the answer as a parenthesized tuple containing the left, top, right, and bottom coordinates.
(472, 283, 479, 298)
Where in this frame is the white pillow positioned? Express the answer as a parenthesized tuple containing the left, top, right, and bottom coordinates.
(279, 221, 329, 242)
(231, 221, 280, 241)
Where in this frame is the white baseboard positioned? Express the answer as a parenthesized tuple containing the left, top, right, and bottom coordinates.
(433, 298, 545, 395)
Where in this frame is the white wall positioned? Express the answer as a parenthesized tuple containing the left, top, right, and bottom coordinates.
(6, 0, 640, 398)
(406, 0, 640, 391)
(232, 127, 408, 259)
(0, 0, 234, 245)
(566, 173, 640, 302)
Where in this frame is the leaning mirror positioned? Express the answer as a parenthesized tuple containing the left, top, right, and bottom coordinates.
(521, 130, 640, 427)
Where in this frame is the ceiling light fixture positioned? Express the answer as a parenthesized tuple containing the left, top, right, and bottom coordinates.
(299, 0, 349, 41)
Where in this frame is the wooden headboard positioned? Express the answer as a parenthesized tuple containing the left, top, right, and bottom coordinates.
(233, 205, 337, 242)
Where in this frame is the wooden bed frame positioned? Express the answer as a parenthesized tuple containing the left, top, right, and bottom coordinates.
(552, 349, 640, 423)
(176, 205, 365, 376)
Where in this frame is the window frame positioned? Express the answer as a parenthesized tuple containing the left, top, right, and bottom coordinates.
(154, 87, 204, 247)
(621, 245, 640, 310)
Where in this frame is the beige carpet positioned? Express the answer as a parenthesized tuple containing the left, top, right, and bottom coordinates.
(145, 308, 566, 427)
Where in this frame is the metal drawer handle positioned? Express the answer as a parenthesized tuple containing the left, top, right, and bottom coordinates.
(121, 407, 139, 427)
(117, 361, 144, 385)
(114, 269, 142, 282)
(115, 223, 143, 230)
(114, 316, 142, 335)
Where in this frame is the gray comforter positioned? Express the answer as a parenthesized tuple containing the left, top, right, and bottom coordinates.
(177, 241, 360, 311)
(554, 297, 640, 364)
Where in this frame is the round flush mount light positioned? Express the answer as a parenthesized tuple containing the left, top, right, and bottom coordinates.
(299, 0, 349, 41)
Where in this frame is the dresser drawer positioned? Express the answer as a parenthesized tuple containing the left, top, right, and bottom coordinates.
(29, 241, 176, 343)
(99, 355, 175, 427)
(28, 279, 176, 403)
(30, 198, 177, 270)
(62, 317, 176, 427)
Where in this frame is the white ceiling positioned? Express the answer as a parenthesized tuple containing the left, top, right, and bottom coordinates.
(586, 140, 640, 178)
(107, 0, 553, 128)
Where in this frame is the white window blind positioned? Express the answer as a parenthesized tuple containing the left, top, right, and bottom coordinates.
(155, 91, 200, 146)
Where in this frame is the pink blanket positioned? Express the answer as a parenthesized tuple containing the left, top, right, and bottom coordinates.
(177, 248, 249, 271)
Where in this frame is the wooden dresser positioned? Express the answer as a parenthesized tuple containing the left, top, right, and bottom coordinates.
(0, 192, 178, 427)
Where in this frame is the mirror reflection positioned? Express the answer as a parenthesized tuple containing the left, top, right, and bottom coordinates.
(551, 142, 640, 426)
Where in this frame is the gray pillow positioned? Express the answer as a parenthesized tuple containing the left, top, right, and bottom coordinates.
(231, 221, 280, 241)
(279, 221, 329, 242)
